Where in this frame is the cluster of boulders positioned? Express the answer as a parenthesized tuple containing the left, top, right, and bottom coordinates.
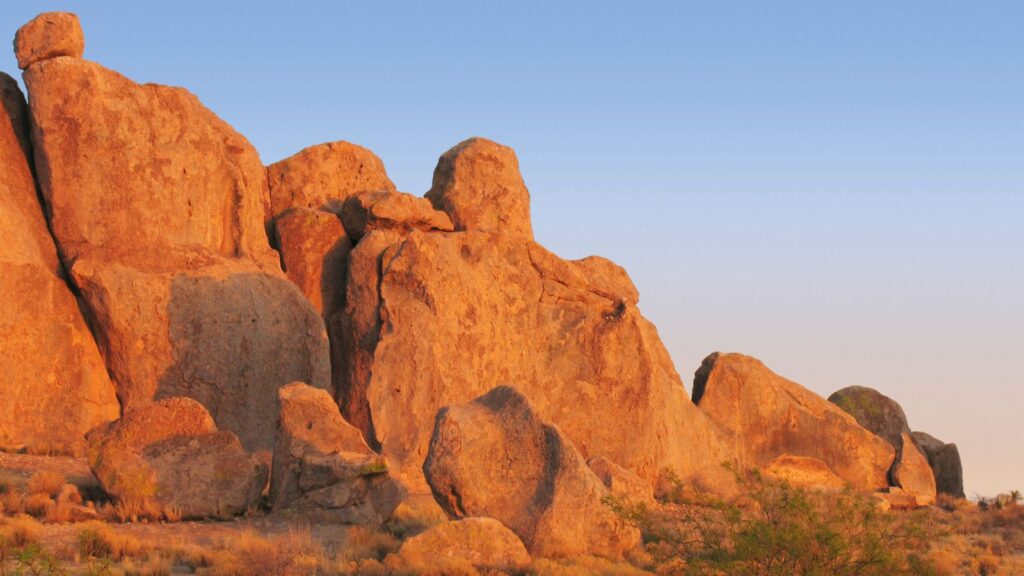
(0, 11, 964, 566)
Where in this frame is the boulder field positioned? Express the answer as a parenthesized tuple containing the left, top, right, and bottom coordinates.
(0, 10, 964, 560)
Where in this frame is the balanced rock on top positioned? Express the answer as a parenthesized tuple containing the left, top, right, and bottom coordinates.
(14, 12, 84, 69)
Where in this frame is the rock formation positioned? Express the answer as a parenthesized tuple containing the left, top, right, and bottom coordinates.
(391, 517, 532, 573)
(13, 12, 83, 69)
(423, 386, 641, 559)
(828, 385, 911, 449)
(0, 71, 119, 454)
(271, 383, 404, 524)
(335, 199, 732, 493)
(87, 398, 267, 519)
(341, 190, 453, 242)
(588, 456, 656, 505)
(18, 13, 330, 452)
(764, 455, 847, 490)
(693, 353, 894, 491)
(891, 433, 937, 506)
(912, 431, 966, 498)
(274, 208, 351, 318)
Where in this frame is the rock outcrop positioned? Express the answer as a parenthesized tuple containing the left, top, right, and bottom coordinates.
(425, 138, 533, 239)
(267, 141, 396, 223)
(588, 456, 656, 505)
(87, 398, 267, 519)
(423, 386, 641, 559)
(693, 353, 894, 492)
(271, 383, 404, 524)
(0, 71, 119, 454)
(391, 517, 532, 573)
(341, 190, 453, 242)
(275, 208, 351, 318)
(20, 16, 330, 451)
(912, 431, 965, 498)
(764, 455, 847, 490)
(891, 433, 936, 506)
(337, 226, 731, 493)
(14, 12, 84, 69)
(828, 386, 911, 449)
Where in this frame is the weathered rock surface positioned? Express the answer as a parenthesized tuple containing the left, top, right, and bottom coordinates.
(22, 31, 331, 452)
(425, 138, 533, 238)
(267, 141, 396, 223)
(764, 455, 846, 491)
(14, 12, 84, 69)
(588, 456, 656, 505)
(423, 386, 641, 559)
(392, 517, 531, 573)
(693, 353, 894, 492)
(828, 386, 911, 450)
(0, 72, 119, 454)
(341, 190, 453, 242)
(891, 433, 936, 506)
(338, 228, 731, 493)
(87, 398, 267, 519)
(912, 431, 965, 498)
(271, 383, 404, 524)
(275, 208, 351, 318)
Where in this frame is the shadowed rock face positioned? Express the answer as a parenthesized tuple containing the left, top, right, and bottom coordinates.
(891, 432, 936, 506)
(828, 386, 911, 450)
(20, 21, 330, 452)
(336, 227, 732, 493)
(274, 208, 351, 318)
(693, 352, 895, 492)
(0, 72, 119, 454)
(423, 386, 641, 559)
(913, 431, 965, 498)
(87, 398, 267, 519)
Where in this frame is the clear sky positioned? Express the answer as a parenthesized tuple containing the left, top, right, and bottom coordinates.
(2, 1, 1021, 497)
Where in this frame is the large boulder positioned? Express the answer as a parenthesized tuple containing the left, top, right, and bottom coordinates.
(14, 12, 84, 69)
(912, 431, 965, 498)
(0, 72, 119, 454)
(391, 517, 531, 573)
(425, 138, 533, 239)
(21, 18, 331, 451)
(341, 190, 453, 242)
(87, 398, 267, 519)
(423, 386, 641, 559)
(336, 227, 731, 493)
(828, 386, 911, 450)
(692, 353, 894, 491)
(891, 433, 936, 506)
(267, 141, 396, 223)
(270, 382, 404, 524)
(275, 208, 351, 318)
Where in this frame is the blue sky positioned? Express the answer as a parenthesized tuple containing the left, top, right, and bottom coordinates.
(2, 1, 1021, 496)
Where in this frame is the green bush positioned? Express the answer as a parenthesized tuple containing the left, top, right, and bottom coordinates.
(608, 466, 940, 575)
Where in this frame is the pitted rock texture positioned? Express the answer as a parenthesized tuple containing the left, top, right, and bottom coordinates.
(423, 386, 641, 559)
(693, 352, 894, 492)
(87, 398, 268, 519)
(14, 12, 84, 69)
(912, 431, 965, 498)
(22, 32, 331, 452)
(271, 382, 404, 524)
(341, 190, 453, 242)
(425, 137, 533, 238)
(393, 517, 531, 572)
(336, 229, 732, 493)
(275, 208, 351, 318)
(0, 72, 118, 454)
(267, 141, 396, 222)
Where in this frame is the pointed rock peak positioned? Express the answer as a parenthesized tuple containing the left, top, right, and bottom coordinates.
(14, 12, 84, 69)
(426, 137, 533, 239)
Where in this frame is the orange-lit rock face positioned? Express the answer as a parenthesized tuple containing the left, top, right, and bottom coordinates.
(267, 141, 396, 222)
(693, 352, 895, 491)
(341, 190, 453, 242)
(0, 72, 119, 454)
(14, 12, 84, 69)
(395, 517, 532, 572)
(764, 455, 847, 490)
(337, 228, 732, 494)
(87, 398, 268, 519)
(275, 208, 351, 318)
(423, 386, 641, 559)
(426, 138, 533, 239)
(22, 33, 330, 452)
(892, 433, 937, 506)
(912, 431, 964, 498)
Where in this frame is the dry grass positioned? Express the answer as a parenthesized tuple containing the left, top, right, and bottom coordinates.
(77, 520, 145, 561)
(26, 470, 65, 498)
(23, 492, 54, 517)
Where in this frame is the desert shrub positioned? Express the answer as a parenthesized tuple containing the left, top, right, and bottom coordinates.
(608, 466, 939, 576)
(77, 521, 144, 561)
(23, 493, 54, 518)
(337, 525, 401, 563)
(195, 528, 325, 576)
(0, 514, 42, 548)
(26, 471, 65, 499)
